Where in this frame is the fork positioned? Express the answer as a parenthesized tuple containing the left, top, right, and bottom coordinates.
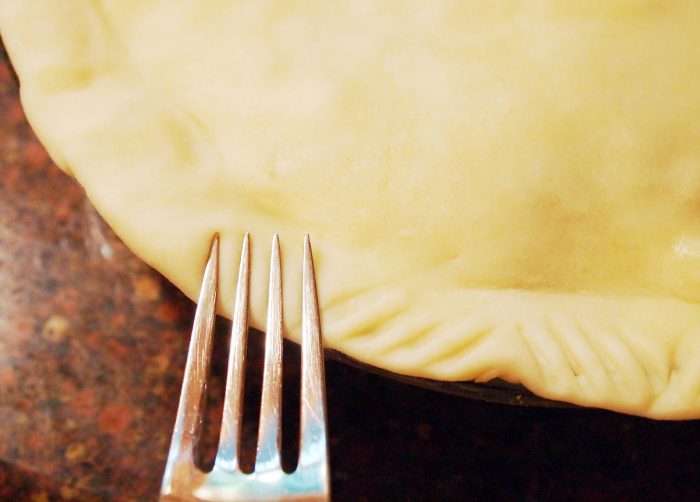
(160, 234, 330, 501)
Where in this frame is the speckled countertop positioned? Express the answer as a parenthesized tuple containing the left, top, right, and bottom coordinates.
(1, 44, 699, 502)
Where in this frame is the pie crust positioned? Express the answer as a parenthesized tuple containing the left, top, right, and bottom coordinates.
(3, 0, 700, 418)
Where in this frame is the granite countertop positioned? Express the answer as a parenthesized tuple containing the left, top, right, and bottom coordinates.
(1, 46, 699, 502)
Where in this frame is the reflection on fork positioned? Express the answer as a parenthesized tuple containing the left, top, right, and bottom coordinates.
(160, 234, 330, 501)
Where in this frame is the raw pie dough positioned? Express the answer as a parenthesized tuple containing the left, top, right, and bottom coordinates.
(2, 0, 700, 418)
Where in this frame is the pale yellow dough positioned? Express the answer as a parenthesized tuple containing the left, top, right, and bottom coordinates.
(3, 0, 700, 418)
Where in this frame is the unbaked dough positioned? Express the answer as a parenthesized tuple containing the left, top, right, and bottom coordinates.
(2, 0, 700, 418)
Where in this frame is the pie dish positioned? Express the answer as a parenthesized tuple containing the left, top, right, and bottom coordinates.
(2, 0, 700, 418)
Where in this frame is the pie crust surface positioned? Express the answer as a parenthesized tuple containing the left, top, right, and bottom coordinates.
(2, 0, 700, 418)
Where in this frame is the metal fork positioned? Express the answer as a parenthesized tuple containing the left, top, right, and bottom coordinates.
(160, 234, 330, 501)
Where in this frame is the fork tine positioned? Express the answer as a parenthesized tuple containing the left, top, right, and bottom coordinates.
(214, 233, 250, 473)
(297, 235, 330, 493)
(164, 234, 331, 501)
(255, 234, 284, 473)
(161, 235, 219, 493)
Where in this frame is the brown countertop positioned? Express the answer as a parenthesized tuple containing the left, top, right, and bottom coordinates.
(1, 45, 699, 502)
